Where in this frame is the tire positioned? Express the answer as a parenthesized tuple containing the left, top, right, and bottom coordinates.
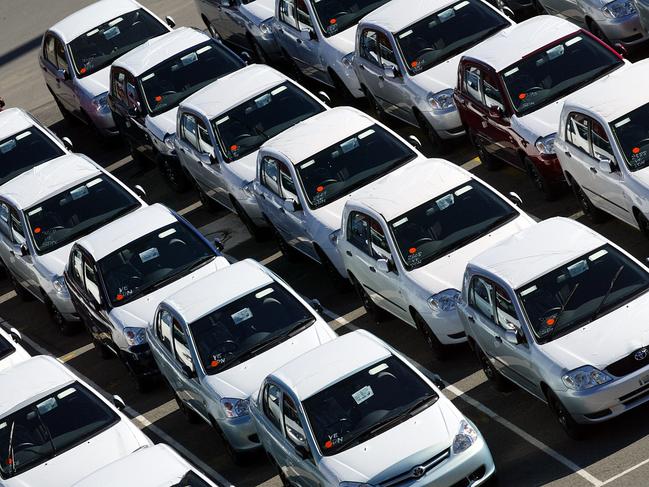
(329, 69, 354, 104)
(546, 389, 585, 439)
(196, 183, 220, 212)
(476, 346, 512, 391)
(470, 130, 502, 170)
(415, 111, 447, 154)
(174, 392, 201, 424)
(272, 225, 299, 261)
(285, 53, 305, 84)
(636, 210, 649, 238)
(232, 199, 266, 242)
(571, 179, 606, 223)
(48, 87, 76, 123)
(47, 301, 76, 336)
(160, 157, 190, 193)
(211, 418, 248, 466)
(92, 335, 113, 359)
(204, 19, 221, 40)
(588, 20, 612, 46)
(9, 273, 33, 301)
(250, 37, 268, 64)
(364, 88, 385, 122)
(351, 275, 386, 324)
(414, 313, 448, 360)
(525, 157, 559, 201)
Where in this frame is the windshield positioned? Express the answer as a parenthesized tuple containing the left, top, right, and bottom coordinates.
(313, 0, 390, 37)
(140, 40, 244, 116)
(303, 355, 436, 456)
(518, 244, 649, 343)
(68, 9, 169, 77)
(25, 176, 140, 255)
(502, 33, 622, 116)
(190, 282, 315, 374)
(0, 129, 65, 185)
(0, 382, 118, 479)
(390, 181, 517, 270)
(611, 101, 649, 171)
(99, 222, 215, 307)
(213, 82, 325, 162)
(396, 0, 508, 75)
(0, 335, 15, 361)
(296, 125, 416, 209)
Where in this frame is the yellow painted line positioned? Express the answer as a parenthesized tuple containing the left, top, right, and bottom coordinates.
(461, 157, 481, 171)
(58, 343, 95, 362)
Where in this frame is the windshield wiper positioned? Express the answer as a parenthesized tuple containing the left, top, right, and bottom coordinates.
(590, 265, 624, 323)
(286, 317, 316, 337)
(544, 282, 579, 342)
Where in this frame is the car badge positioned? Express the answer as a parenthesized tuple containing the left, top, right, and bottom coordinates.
(635, 348, 648, 361)
(411, 466, 426, 478)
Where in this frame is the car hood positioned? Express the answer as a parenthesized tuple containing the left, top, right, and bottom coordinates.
(630, 166, 649, 189)
(241, 0, 275, 23)
(321, 400, 459, 483)
(411, 53, 465, 95)
(146, 107, 179, 142)
(4, 421, 145, 487)
(204, 321, 335, 399)
(0, 348, 31, 372)
(229, 151, 257, 185)
(327, 25, 358, 56)
(542, 290, 649, 371)
(76, 66, 111, 99)
(36, 242, 76, 279)
(408, 215, 534, 292)
(512, 99, 564, 143)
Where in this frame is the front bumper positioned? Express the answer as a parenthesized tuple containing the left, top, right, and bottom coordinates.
(334, 63, 364, 99)
(421, 108, 465, 140)
(218, 414, 262, 452)
(123, 343, 159, 378)
(83, 102, 118, 136)
(530, 153, 565, 184)
(598, 13, 648, 46)
(424, 308, 467, 345)
(51, 293, 81, 322)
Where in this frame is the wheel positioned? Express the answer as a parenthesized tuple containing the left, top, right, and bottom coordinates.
(204, 18, 221, 40)
(232, 199, 266, 242)
(470, 130, 502, 170)
(174, 392, 201, 424)
(329, 69, 354, 104)
(48, 87, 76, 123)
(588, 20, 612, 46)
(525, 158, 559, 201)
(90, 332, 113, 359)
(546, 389, 585, 439)
(351, 275, 385, 324)
(318, 250, 349, 290)
(196, 183, 220, 212)
(160, 158, 190, 193)
(272, 225, 299, 261)
(9, 273, 33, 301)
(494, 0, 516, 18)
(249, 37, 268, 64)
(476, 346, 512, 391)
(571, 179, 606, 223)
(364, 88, 385, 122)
(636, 210, 649, 238)
(414, 313, 448, 359)
(211, 418, 248, 465)
(47, 301, 75, 336)
(284, 52, 305, 84)
(415, 111, 447, 154)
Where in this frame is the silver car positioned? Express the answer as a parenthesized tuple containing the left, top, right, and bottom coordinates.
(458, 217, 649, 438)
(538, 0, 647, 49)
(194, 0, 282, 63)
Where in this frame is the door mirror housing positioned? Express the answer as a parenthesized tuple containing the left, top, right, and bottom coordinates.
(9, 327, 22, 344)
(112, 395, 126, 411)
(488, 105, 504, 119)
(504, 329, 520, 345)
(56, 68, 70, 81)
(61, 137, 73, 150)
(317, 91, 331, 106)
(240, 51, 252, 65)
(614, 42, 627, 57)
(282, 198, 300, 213)
(294, 444, 311, 460)
(308, 29, 318, 41)
(165, 16, 176, 28)
(199, 152, 217, 165)
(133, 184, 147, 200)
(309, 298, 323, 313)
(18, 243, 29, 257)
(213, 238, 225, 252)
(508, 191, 523, 207)
(383, 65, 399, 79)
(407, 135, 422, 149)
(181, 363, 197, 379)
(431, 373, 445, 390)
(376, 258, 390, 273)
(598, 157, 615, 174)
(127, 103, 142, 118)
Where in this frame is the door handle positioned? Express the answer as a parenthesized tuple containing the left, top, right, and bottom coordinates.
(296, 38, 302, 44)
(494, 335, 503, 343)
(358, 64, 365, 71)
(589, 167, 598, 174)
(564, 151, 571, 158)
(345, 250, 352, 256)
(259, 193, 266, 200)
(369, 266, 376, 273)
(466, 315, 475, 323)
(378, 75, 384, 81)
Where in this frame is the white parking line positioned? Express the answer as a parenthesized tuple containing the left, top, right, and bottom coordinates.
(260, 251, 283, 266)
(178, 201, 203, 216)
(130, 399, 178, 424)
(0, 290, 16, 304)
(105, 156, 132, 173)
(58, 342, 94, 363)
(461, 157, 481, 171)
(601, 457, 649, 485)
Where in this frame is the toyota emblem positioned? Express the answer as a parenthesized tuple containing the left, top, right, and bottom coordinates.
(635, 348, 648, 361)
(411, 466, 426, 479)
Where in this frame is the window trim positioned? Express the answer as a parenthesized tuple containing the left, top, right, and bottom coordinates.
(263, 381, 283, 431)
(469, 275, 496, 321)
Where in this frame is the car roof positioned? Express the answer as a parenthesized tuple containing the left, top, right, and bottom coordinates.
(0, 153, 101, 209)
(50, 0, 144, 44)
(71, 444, 212, 486)
(261, 107, 376, 164)
(361, 0, 472, 33)
(0, 108, 42, 139)
(462, 15, 579, 72)
(163, 259, 273, 324)
(181, 64, 290, 120)
(76, 203, 176, 261)
(271, 331, 392, 400)
(0, 356, 76, 417)
(469, 217, 606, 289)
(563, 58, 649, 123)
(348, 157, 471, 221)
(112, 27, 210, 77)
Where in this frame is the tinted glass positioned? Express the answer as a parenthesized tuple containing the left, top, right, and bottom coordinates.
(99, 222, 215, 306)
(611, 101, 649, 171)
(303, 355, 436, 456)
(68, 9, 169, 77)
(313, 0, 390, 37)
(0, 129, 64, 185)
(140, 40, 244, 116)
(502, 34, 622, 116)
(171, 471, 213, 487)
(0, 383, 118, 479)
(296, 125, 415, 208)
(396, 0, 508, 74)
(518, 244, 649, 342)
(25, 176, 140, 254)
(190, 282, 314, 374)
(0, 334, 15, 361)
(213, 82, 325, 162)
(390, 181, 517, 270)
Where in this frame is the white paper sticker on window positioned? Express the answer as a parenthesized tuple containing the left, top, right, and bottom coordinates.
(271, 85, 288, 96)
(455, 185, 473, 196)
(588, 249, 608, 261)
(86, 177, 103, 188)
(255, 287, 274, 299)
(231, 307, 253, 324)
(139, 247, 160, 263)
(15, 131, 31, 141)
(142, 73, 155, 82)
(369, 363, 389, 375)
(352, 385, 374, 404)
(520, 285, 537, 296)
(436, 193, 455, 210)
(70, 185, 89, 200)
(393, 217, 408, 227)
(158, 228, 176, 239)
(301, 160, 316, 170)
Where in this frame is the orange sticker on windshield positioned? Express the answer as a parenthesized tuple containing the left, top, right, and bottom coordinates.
(316, 185, 325, 193)
(155, 95, 162, 102)
(34, 227, 41, 234)
(409, 247, 417, 254)
(633, 147, 641, 154)
(116, 293, 124, 301)
(80, 67, 87, 74)
(330, 18, 337, 24)
(546, 317, 556, 326)
(230, 144, 238, 152)
(518, 93, 526, 100)
(210, 360, 220, 368)
(324, 440, 333, 449)
(411, 61, 418, 68)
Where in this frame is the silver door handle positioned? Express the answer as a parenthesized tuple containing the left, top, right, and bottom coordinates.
(590, 167, 597, 174)
(564, 151, 571, 158)
(494, 335, 503, 343)
(466, 315, 475, 323)
(358, 64, 365, 71)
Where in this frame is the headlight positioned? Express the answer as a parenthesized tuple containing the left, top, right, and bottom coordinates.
(164, 134, 176, 152)
(329, 229, 341, 246)
(221, 398, 250, 418)
(452, 420, 478, 454)
(428, 289, 461, 312)
(259, 19, 273, 35)
(52, 276, 69, 297)
(341, 53, 354, 68)
(242, 181, 255, 198)
(123, 327, 147, 347)
(428, 89, 456, 111)
(602, 0, 636, 17)
(91, 92, 110, 112)
(535, 133, 556, 155)
(561, 366, 612, 390)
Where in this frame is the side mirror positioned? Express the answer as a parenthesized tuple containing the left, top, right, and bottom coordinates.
(431, 373, 445, 390)
(308, 29, 318, 41)
(508, 191, 523, 207)
(214, 238, 225, 252)
(598, 157, 615, 174)
(240, 51, 252, 65)
(504, 329, 520, 345)
(614, 42, 627, 58)
(112, 395, 126, 411)
(18, 243, 29, 257)
(166, 16, 176, 28)
(199, 152, 217, 165)
(488, 105, 503, 119)
(317, 91, 331, 106)
(61, 137, 73, 150)
(9, 327, 21, 343)
(382, 65, 399, 79)
(282, 198, 300, 213)
(375, 258, 390, 273)
(127, 105, 141, 118)
(56, 68, 70, 81)
(309, 298, 323, 313)
(181, 363, 196, 379)
(133, 184, 147, 199)
(294, 445, 311, 460)
(407, 135, 422, 149)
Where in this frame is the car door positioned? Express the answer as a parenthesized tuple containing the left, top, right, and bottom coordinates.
(257, 382, 290, 469)
(356, 29, 384, 104)
(220, 0, 249, 50)
(0, 203, 30, 290)
(465, 275, 499, 359)
(563, 111, 596, 194)
(277, 160, 315, 259)
(67, 248, 92, 329)
(41, 33, 75, 112)
(374, 32, 409, 121)
(282, 392, 322, 487)
(53, 37, 76, 111)
(276, 0, 322, 82)
(171, 317, 207, 418)
(110, 69, 151, 157)
(82, 256, 114, 348)
(8, 207, 37, 293)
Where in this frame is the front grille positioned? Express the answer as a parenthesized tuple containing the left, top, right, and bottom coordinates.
(450, 466, 487, 487)
(606, 346, 649, 377)
(382, 448, 450, 487)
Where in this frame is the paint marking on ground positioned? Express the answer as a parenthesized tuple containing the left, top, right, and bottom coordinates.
(58, 342, 95, 362)
(105, 156, 132, 173)
(178, 200, 203, 216)
(260, 251, 283, 266)
(0, 290, 16, 305)
(461, 157, 482, 172)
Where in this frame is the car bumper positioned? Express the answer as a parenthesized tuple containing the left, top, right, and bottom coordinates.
(424, 309, 467, 345)
(218, 415, 262, 452)
(421, 108, 465, 140)
(123, 344, 159, 378)
(51, 294, 81, 322)
(598, 13, 648, 46)
(84, 104, 118, 136)
(255, 33, 282, 61)
(531, 153, 565, 184)
(335, 63, 364, 99)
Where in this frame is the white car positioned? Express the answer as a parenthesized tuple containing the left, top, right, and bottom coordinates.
(458, 217, 649, 437)
(0, 355, 151, 487)
(65, 204, 230, 390)
(251, 330, 496, 487)
(556, 59, 649, 233)
(0, 154, 146, 335)
(147, 258, 336, 461)
(176, 64, 328, 240)
(109, 27, 245, 191)
(0, 107, 73, 186)
(353, 0, 513, 146)
(72, 443, 218, 486)
(253, 106, 423, 281)
(338, 157, 535, 357)
(40, 0, 173, 136)
(272, 0, 391, 100)
(0, 326, 29, 372)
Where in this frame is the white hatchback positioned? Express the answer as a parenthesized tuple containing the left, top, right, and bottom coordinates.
(339, 157, 535, 357)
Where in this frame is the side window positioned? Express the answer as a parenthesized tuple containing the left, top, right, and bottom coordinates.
(369, 218, 391, 261)
(283, 394, 307, 448)
(84, 262, 101, 304)
(156, 310, 173, 352)
(378, 33, 397, 69)
(112, 71, 127, 104)
(296, 0, 313, 29)
(565, 113, 590, 155)
(464, 67, 482, 103)
(279, 0, 298, 28)
(591, 119, 614, 160)
(347, 212, 370, 253)
(125, 76, 141, 110)
(482, 72, 504, 111)
(261, 157, 281, 196)
(359, 30, 380, 65)
(495, 285, 519, 330)
(55, 39, 69, 72)
(10, 208, 25, 245)
(0, 203, 11, 240)
(279, 162, 297, 200)
(181, 113, 199, 150)
(44, 35, 56, 66)
(172, 320, 193, 370)
(70, 249, 85, 288)
(197, 119, 214, 155)
(263, 383, 282, 430)
(469, 276, 494, 320)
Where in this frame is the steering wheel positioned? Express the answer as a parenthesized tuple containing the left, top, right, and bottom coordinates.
(14, 442, 36, 450)
(635, 138, 649, 149)
(318, 178, 339, 188)
(411, 237, 434, 248)
(42, 225, 64, 235)
(233, 134, 253, 146)
(214, 340, 238, 355)
(160, 90, 177, 97)
(524, 86, 544, 95)
(415, 48, 435, 59)
(542, 306, 562, 324)
(331, 11, 350, 19)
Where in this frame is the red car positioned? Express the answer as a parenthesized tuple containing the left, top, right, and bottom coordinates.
(454, 15, 625, 199)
